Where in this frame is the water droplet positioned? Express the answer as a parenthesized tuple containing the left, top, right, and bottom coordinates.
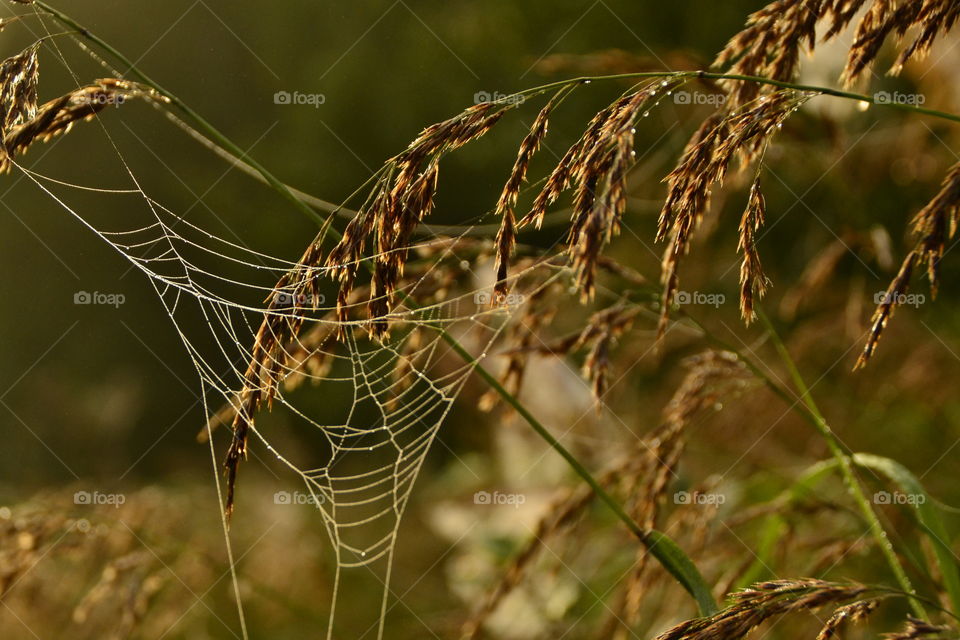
(661, 80, 669, 86)
(630, 127, 636, 134)
(643, 112, 649, 117)
(459, 260, 469, 270)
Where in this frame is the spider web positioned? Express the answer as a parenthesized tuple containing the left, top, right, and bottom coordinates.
(22, 157, 535, 637)
(4, 12, 567, 635)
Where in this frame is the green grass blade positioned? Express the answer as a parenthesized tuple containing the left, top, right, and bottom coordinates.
(644, 530, 719, 615)
(854, 453, 960, 616)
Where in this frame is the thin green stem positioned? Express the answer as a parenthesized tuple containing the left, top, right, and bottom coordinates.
(680, 311, 940, 618)
(755, 311, 926, 619)
(872, 586, 960, 623)
(683, 311, 925, 616)
(508, 70, 960, 124)
(32, 0, 325, 228)
(437, 330, 717, 614)
(384, 67, 960, 127)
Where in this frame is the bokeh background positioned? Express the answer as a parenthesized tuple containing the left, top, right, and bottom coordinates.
(1, 1, 959, 638)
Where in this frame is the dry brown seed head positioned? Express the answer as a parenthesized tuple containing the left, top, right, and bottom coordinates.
(817, 599, 881, 640)
(855, 249, 917, 369)
(657, 91, 809, 340)
(738, 176, 771, 324)
(1, 80, 165, 173)
(883, 617, 954, 640)
(0, 43, 39, 132)
(492, 97, 558, 299)
(910, 161, 960, 298)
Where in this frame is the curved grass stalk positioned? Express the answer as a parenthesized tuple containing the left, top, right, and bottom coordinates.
(26, 0, 720, 615)
(29, 1, 960, 240)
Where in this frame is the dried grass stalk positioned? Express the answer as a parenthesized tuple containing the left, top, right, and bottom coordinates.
(658, 91, 809, 339)
(856, 249, 916, 369)
(518, 79, 683, 300)
(911, 161, 960, 298)
(326, 102, 511, 338)
(493, 93, 563, 300)
(883, 617, 955, 640)
(817, 599, 881, 640)
(714, 0, 819, 109)
(1, 79, 163, 173)
(459, 483, 595, 640)
(0, 43, 39, 133)
(738, 176, 770, 324)
(655, 580, 870, 640)
(857, 161, 960, 366)
(577, 305, 641, 402)
(496, 301, 640, 405)
(715, 0, 960, 92)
